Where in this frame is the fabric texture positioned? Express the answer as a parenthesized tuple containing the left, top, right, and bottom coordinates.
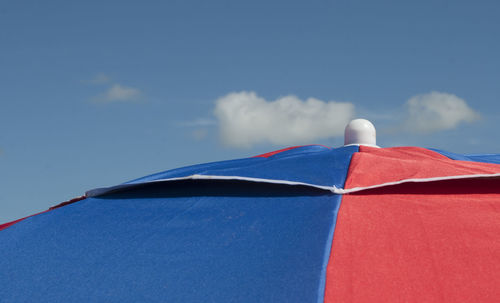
(345, 146, 500, 189)
(0, 182, 342, 302)
(325, 178, 500, 303)
(0, 145, 356, 303)
(325, 146, 500, 303)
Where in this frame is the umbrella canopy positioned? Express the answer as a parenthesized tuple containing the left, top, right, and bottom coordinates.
(1, 121, 500, 302)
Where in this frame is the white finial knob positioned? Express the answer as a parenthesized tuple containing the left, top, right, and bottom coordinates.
(344, 119, 377, 147)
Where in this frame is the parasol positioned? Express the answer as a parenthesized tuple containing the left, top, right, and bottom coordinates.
(1, 119, 499, 302)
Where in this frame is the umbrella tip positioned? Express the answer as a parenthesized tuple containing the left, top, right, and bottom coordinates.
(344, 119, 378, 147)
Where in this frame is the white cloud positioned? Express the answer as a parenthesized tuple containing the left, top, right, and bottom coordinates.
(404, 91, 480, 133)
(214, 91, 355, 148)
(94, 84, 142, 102)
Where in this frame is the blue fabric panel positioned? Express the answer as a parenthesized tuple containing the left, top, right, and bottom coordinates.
(0, 181, 342, 303)
(430, 148, 500, 164)
(127, 145, 358, 188)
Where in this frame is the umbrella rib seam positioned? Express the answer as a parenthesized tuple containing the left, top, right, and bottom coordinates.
(339, 173, 500, 194)
(85, 173, 500, 197)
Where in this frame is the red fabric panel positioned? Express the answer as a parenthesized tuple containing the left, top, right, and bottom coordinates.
(325, 178, 500, 303)
(346, 146, 500, 189)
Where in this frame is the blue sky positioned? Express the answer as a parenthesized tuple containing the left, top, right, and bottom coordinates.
(1, 0, 499, 222)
